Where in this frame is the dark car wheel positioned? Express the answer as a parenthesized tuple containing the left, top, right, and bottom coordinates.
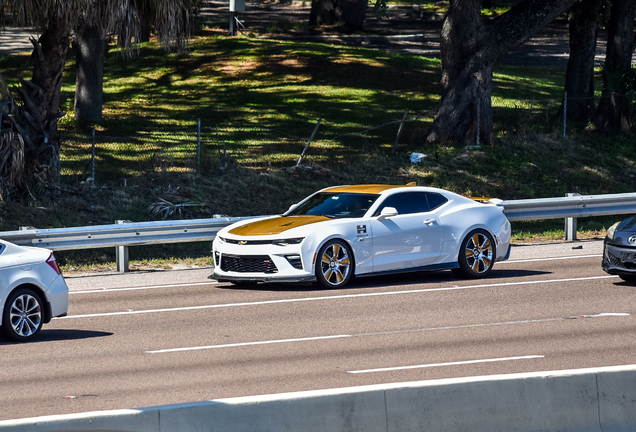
(454, 229, 496, 279)
(1, 288, 44, 342)
(316, 239, 353, 288)
(619, 274, 636, 283)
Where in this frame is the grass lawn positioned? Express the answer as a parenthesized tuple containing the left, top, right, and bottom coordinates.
(0, 27, 633, 271)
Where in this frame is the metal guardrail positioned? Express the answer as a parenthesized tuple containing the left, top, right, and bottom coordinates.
(502, 192, 636, 241)
(0, 192, 635, 272)
(0, 216, 262, 272)
(502, 192, 636, 221)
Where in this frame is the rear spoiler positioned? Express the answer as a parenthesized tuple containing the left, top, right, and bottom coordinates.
(469, 197, 503, 205)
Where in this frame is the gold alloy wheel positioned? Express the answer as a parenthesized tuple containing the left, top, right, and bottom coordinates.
(318, 240, 352, 287)
(464, 232, 494, 274)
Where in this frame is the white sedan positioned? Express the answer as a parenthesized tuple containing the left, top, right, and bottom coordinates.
(0, 240, 69, 342)
(212, 184, 511, 288)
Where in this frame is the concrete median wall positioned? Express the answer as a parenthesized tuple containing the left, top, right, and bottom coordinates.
(1, 365, 635, 432)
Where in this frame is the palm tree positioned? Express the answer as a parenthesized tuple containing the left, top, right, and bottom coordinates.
(1, 0, 199, 195)
(74, 0, 200, 123)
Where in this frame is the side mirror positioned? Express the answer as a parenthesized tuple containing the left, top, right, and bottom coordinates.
(378, 207, 398, 220)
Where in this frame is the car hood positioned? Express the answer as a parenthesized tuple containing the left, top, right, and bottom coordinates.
(228, 215, 331, 236)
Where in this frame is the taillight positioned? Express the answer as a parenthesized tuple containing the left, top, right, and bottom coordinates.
(46, 253, 62, 275)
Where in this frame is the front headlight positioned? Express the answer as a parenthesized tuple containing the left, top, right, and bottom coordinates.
(606, 222, 620, 241)
(272, 237, 304, 246)
(216, 236, 226, 244)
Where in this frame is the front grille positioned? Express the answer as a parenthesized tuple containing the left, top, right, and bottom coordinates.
(221, 255, 278, 273)
(224, 238, 273, 245)
(604, 244, 636, 270)
(605, 250, 625, 268)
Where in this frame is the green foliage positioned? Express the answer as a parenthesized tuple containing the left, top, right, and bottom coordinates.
(0, 31, 633, 270)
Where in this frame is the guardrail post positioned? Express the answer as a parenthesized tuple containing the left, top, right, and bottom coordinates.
(197, 118, 201, 174)
(91, 128, 96, 182)
(564, 192, 579, 241)
(116, 220, 129, 272)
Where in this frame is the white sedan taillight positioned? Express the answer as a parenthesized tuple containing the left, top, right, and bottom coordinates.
(46, 253, 62, 275)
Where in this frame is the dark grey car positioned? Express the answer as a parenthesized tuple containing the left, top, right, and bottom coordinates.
(602, 217, 636, 282)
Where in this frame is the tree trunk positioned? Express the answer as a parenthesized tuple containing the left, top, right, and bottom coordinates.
(425, 0, 578, 144)
(28, 19, 71, 176)
(594, 0, 636, 131)
(562, 0, 602, 123)
(74, 24, 106, 124)
(31, 21, 70, 132)
(310, 0, 368, 31)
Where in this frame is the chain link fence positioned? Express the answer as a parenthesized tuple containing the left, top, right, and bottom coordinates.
(58, 92, 636, 182)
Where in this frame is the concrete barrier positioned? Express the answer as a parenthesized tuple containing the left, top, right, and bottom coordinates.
(597, 367, 636, 432)
(1, 365, 635, 432)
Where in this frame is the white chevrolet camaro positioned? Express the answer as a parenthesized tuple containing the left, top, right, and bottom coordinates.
(212, 184, 511, 288)
(0, 240, 69, 342)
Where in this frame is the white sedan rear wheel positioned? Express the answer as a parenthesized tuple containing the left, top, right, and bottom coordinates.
(2, 288, 44, 342)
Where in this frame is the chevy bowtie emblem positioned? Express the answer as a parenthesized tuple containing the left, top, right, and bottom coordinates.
(357, 225, 367, 234)
(238, 240, 247, 245)
(629, 235, 636, 245)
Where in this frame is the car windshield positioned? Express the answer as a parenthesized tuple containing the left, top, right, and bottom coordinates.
(286, 193, 379, 219)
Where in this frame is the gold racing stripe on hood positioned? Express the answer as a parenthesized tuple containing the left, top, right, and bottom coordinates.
(229, 215, 330, 236)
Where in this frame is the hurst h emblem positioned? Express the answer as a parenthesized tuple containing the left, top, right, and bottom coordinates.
(357, 225, 367, 235)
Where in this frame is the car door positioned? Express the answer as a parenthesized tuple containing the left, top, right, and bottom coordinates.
(369, 192, 447, 272)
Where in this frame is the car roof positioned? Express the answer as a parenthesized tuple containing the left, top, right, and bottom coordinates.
(322, 184, 418, 194)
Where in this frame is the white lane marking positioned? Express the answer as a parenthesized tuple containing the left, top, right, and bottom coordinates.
(147, 335, 353, 353)
(348, 355, 545, 374)
(66, 255, 599, 293)
(590, 313, 630, 317)
(501, 254, 602, 264)
(69, 281, 217, 294)
(58, 275, 618, 320)
(146, 313, 629, 354)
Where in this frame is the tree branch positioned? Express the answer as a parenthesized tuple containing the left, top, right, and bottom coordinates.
(489, 0, 578, 56)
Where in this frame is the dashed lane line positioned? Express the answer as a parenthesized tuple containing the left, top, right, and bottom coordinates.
(69, 281, 217, 295)
(500, 254, 602, 264)
(348, 355, 546, 374)
(68, 254, 602, 294)
(146, 313, 629, 354)
(58, 275, 618, 320)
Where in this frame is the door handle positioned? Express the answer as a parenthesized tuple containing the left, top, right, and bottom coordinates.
(423, 219, 435, 225)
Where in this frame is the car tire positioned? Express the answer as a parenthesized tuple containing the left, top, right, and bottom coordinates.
(455, 229, 496, 279)
(619, 274, 636, 283)
(1, 288, 44, 342)
(316, 239, 354, 288)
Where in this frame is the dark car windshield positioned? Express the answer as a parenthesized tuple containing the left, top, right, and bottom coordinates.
(286, 193, 379, 219)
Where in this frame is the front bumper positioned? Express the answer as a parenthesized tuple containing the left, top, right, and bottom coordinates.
(212, 272, 316, 284)
(212, 242, 316, 284)
(602, 242, 636, 276)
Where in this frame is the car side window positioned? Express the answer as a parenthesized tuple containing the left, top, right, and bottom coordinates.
(374, 192, 448, 216)
(374, 192, 430, 216)
(0, 244, 4, 255)
(426, 192, 448, 211)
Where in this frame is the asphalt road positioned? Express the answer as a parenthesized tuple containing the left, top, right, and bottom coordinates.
(1, 240, 635, 422)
